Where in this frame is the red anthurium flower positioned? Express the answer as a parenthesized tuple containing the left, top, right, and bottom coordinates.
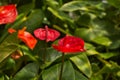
(0, 4, 18, 24)
(34, 25, 60, 42)
(18, 27, 37, 50)
(52, 35, 85, 53)
(8, 28, 16, 34)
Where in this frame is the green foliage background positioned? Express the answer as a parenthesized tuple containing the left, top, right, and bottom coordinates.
(0, 0, 120, 80)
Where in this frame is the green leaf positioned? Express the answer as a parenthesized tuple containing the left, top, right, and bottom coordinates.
(20, 45, 38, 62)
(109, 40, 120, 49)
(0, 74, 4, 80)
(33, 41, 62, 68)
(45, 47, 62, 64)
(92, 36, 112, 46)
(90, 63, 103, 80)
(74, 28, 96, 41)
(97, 61, 120, 77)
(18, 2, 35, 14)
(0, 33, 19, 63)
(107, 0, 120, 9)
(70, 53, 92, 78)
(75, 70, 88, 80)
(46, 0, 59, 8)
(85, 43, 96, 50)
(98, 52, 118, 59)
(75, 19, 109, 42)
(85, 43, 99, 55)
(42, 61, 75, 80)
(47, 7, 73, 23)
(60, 1, 89, 12)
(76, 13, 91, 26)
(117, 71, 120, 77)
(19, 9, 44, 32)
(0, 74, 9, 80)
(0, 58, 15, 70)
(12, 62, 39, 80)
(60, 1, 103, 12)
(107, 61, 120, 72)
(86, 50, 99, 55)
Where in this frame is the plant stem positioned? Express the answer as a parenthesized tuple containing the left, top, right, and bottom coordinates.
(53, 25, 71, 35)
(59, 53, 65, 80)
(96, 55, 111, 65)
(43, 25, 48, 62)
(43, 42, 47, 62)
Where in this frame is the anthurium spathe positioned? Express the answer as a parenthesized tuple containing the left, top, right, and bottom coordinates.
(34, 25, 60, 42)
(53, 35, 85, 80)
(52, 35, 85, 53)
(18, 27, 37, 50)
(0, 4, 18, 24)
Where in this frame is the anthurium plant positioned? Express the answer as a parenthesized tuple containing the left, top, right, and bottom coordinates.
(0, 0, 120, 80)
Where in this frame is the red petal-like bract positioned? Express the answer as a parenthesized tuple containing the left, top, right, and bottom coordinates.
(18, 27, 37, 50)
(34, 25, 60, 42)
(52, 35, 85, 53)
(8, 28, 16, 34)
(0, 4, 18, 24)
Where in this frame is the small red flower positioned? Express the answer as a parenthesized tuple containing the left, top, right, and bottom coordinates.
(8, 28, 16, 34)
(34, 25, 60, 42)
(0, 4, 18, 24)
(52, 35, 85, 53)
(18, 27, 37, 50)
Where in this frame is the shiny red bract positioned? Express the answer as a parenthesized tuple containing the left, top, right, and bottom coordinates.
(0, 4, 17, 24)
(52, 35, 85, 53)
(34, 25, 60, 42)
(18, 27, 37, 50)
